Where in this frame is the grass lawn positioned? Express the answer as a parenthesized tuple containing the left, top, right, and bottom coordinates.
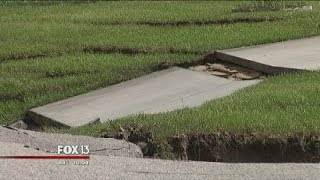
(1, 1, 320, 58)
(1, 1, 320, 141)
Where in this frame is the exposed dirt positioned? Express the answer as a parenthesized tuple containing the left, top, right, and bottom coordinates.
(0, 51, 67, 62)
(156, 53, 266, 80)
(0, 95, 18, 102)
(102, 125, 320, 163)
(0, 95, 25, 102)
(44, 70, 102, 78)
(101, 124, 158, 157)
(9, 119, 42, 131)
(82, 46, 205, 55)
(169, 132, 320, 163)
(189, 62, 264, 80)
(1, 47, 204, 62)
(91, 17, 282, 26)
(45, 71, 79, 78)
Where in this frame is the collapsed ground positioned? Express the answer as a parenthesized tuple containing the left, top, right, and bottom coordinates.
(1, 1, 320, 162)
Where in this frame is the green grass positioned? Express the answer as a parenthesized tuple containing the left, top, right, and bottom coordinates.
(0, 53, 196, 125)
(0, 1, 320, 57)
(58, 71, 320, 139)
(1, 1, 320, 138)
(233, 0, 308, 12)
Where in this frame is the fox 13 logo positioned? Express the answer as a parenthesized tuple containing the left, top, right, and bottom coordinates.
(57, 145, 90, 155)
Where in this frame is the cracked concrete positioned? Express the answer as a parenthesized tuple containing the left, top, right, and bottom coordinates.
(28, 67, 259, 127)
(0, 126, 143, 158)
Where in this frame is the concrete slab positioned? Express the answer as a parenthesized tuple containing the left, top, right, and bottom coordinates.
(215, 36, 320, 74)
(28, 67, 259, 127)
(0, 126, 143, 158)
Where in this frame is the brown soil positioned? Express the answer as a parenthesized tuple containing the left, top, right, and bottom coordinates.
(0, 51, 67, 62)
(157, 53, 266, 80)
(45, 71, 78, 78)
(155, 53, 217, 70)
(102, 125, 320, 163)
(101, 124, 158, 157)
(44, 70, 102, 78)
(82, 46, 205, 55)
(1, 47, 204, 62)
(92, 17, 282, 26)
(169, 132, 320, 163)
(0, 95, 23, 102)
(189, 62, 264, 80)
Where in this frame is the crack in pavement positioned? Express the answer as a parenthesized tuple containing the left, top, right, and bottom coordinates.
(90, 142, 132, 152)
(1, 125, 132, 153)
(1, 125, 36, 138)
(127, 170, 229, 176)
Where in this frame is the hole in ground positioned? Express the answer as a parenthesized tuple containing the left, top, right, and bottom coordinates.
(157, 53, 267, 80)
(169, 132, 320, 163)
(102, 125, 320, 163)
(188, 62, 265, 80)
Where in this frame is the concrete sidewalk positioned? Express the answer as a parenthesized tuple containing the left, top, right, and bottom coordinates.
(215, 36, 320, 74)
(29, 67, 259, 127)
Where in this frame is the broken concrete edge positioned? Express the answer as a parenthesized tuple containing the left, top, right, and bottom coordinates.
(26, 110, 71, 128)
(213, 51, 303, 75)
(0, 126, 144, 158)
(9, 120, 29, 130)
(27, 110, 104, 128)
